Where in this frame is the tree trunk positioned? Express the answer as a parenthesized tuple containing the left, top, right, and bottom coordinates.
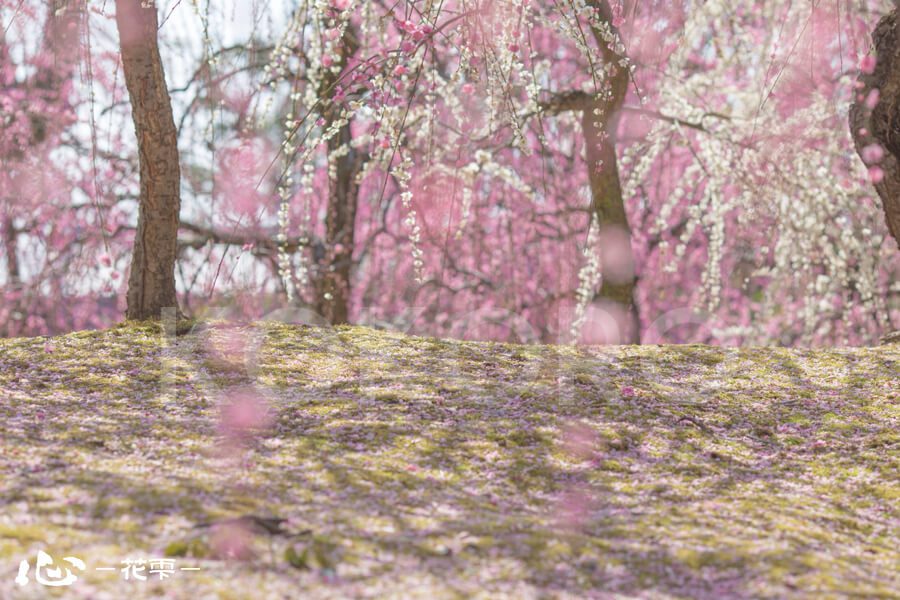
(2, 212, 19, 287)
(316, 119, 361, 325)
(115, 0, 182, 320)
(584, 0, 639, 343)
(0, 210, 19, 337)
(849, 9, 900, 250)
(582, 107, 638, 337)
(314, 28, 361, 325)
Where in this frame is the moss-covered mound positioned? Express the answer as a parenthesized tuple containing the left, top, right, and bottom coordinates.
(1, 322, 897, 599)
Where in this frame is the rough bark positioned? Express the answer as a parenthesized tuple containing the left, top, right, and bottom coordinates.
(849, 9, 900, 250)
(115, 0, 182, 320)
(314, 28, 362, 325)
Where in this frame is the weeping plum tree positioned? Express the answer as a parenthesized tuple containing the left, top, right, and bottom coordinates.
(115, 0, 182, 321)
(3, 0, 82, 293)
(0, 0, 104, 336)
(219, 0, 648, 340)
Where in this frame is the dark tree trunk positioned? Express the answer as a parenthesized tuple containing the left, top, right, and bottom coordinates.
(584, 0, 639, 343)
(849, 9, 900, 250)
(314, 28, 361, 325)
(2, 212, 19, 287)
(115, 0, 182, 320)
(316, 119, 361, 325)
(0, 210, 19, 337)
(582, 107, 638, 339)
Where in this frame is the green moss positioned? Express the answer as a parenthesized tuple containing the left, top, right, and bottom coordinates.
(0, 523, 47, 544)
(0, 322, 896, 597)
(164, 538, 210, 558)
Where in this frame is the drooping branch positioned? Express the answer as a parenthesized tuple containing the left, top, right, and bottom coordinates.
(538, 90, 594, 115)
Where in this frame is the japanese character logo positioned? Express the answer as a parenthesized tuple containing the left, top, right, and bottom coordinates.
(15, 550, 86, 587)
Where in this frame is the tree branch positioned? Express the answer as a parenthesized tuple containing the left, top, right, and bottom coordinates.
(177, 221, 319, 256)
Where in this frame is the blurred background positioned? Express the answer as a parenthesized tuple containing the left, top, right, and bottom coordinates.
(0, 0, 897, 345)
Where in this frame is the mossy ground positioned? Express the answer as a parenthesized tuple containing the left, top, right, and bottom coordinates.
(0, 321, 897, 599)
